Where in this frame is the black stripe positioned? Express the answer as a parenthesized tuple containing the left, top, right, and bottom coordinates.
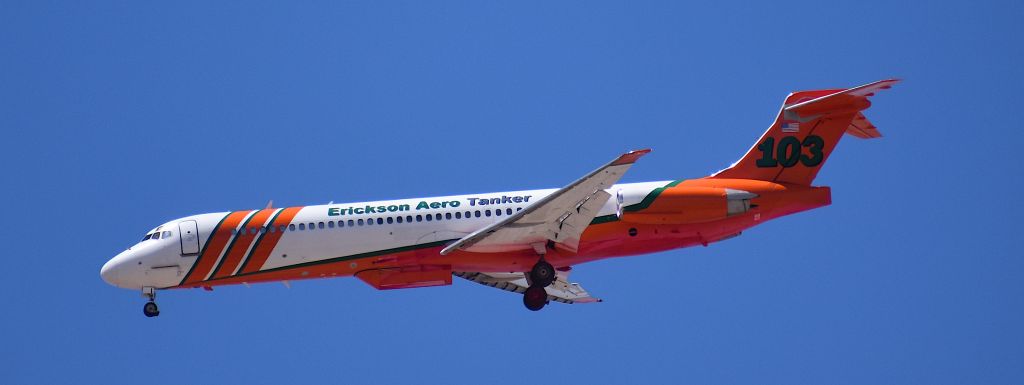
(235, 208, 285, 275)
(178, 213, 230, 286)
(208, 210, 260, 280)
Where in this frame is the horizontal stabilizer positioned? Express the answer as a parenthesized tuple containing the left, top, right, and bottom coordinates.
(845, 112, 882, 139)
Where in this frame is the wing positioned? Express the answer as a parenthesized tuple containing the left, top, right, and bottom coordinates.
(454, 271, 601, 304)
(440, 149, 651, 255)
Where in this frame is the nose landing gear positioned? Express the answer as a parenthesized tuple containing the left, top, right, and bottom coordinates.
(143, 301, 160, 317)
(141, 287, 160, 317)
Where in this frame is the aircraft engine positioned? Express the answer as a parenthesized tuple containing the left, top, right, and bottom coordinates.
(619, 187, 756, 224)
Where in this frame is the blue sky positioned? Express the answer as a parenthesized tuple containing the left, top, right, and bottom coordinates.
(2, 1, 1022, 384)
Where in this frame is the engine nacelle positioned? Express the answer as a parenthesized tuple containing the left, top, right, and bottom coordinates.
(619, 187, 755, 225)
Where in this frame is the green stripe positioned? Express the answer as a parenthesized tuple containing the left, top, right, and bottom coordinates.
(205, 239, 457, 282)
(208, 210, 259, 279)
(589, 180, 683, 225)
(178, 213, 230, 286)
(236, 208, 286, 275)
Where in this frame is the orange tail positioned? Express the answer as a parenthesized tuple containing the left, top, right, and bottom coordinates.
(711, 79, 898, 185)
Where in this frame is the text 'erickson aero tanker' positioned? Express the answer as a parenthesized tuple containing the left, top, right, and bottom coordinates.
(102, 80, 898, 316)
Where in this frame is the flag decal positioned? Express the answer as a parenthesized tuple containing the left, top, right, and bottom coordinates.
(781, 121, 800, 133)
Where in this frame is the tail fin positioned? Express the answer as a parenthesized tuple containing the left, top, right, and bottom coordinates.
(711, 79, 898, 185)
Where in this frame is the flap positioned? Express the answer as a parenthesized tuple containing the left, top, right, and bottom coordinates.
(454, 271, 601, 304)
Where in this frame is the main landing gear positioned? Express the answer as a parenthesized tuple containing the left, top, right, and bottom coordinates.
(142, 287, 160, 317)
(523, 254, 557, 311)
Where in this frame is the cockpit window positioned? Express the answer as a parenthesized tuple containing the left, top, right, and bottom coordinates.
(139, 229, 174, 243)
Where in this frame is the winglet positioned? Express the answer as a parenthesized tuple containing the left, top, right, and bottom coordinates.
(610, 149, 652, 166)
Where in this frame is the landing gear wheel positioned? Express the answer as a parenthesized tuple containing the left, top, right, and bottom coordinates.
(523, 285, 548, 311)
(529, 260, 556, 288)
(143, 301, 160, 317)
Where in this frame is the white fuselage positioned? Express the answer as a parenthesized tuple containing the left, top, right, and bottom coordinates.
(101, 181, 669, 290)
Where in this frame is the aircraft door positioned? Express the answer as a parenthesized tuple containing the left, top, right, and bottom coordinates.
(178, 220, 200, 256)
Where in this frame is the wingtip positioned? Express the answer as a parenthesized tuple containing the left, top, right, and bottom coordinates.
(867, 78, 901, 90)
(611, 148, 652, 166)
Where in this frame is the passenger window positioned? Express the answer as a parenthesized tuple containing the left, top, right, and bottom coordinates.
(465, 211, 471, 218)
(347, 220, 354, 227)
(328, 221, 335, 228)
(475, 210, 481, 218)
(406, 215, 413, 223)
(367, 218, 374, 225)
(495, 209, 502, 216)
(517, 207, 523, 211)
(299, 223, 306, 230)
(445, 213, 452, 220)
(396, 216, 403, 223)
(289, 224, 296, 231)
(337, 220, 344, 228)
(506, 208, 513, 215)
(309, 222, 315, 230)
(377, 218, 384, 225)
(425, 214, 432, 222)
(259, 227, 267, 234)
(318, 222, 325, 229)
(250, 227, 258, 235)
(269, 226, 276, 233)
(485, 210, 491, 217)
(455, 212, 462, 219)
(358, 219, 364, 226)
(387, 217, 394, 224)
(416, 215, 423, 222)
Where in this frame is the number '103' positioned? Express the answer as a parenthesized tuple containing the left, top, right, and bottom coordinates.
(755, 135, 825, 168)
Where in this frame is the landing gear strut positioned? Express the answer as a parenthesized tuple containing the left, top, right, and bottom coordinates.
(142, 287, 160, 317)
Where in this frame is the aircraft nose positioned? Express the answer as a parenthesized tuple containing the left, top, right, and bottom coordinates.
(101, 253, 124, 287)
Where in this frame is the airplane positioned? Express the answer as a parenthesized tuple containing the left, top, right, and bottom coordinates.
(101, 79, 898, 316)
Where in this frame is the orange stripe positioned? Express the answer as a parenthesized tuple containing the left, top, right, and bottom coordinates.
(237, 206, 304, 275)
(182, 210, 252, 286)
(210, 209, 276, 280)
